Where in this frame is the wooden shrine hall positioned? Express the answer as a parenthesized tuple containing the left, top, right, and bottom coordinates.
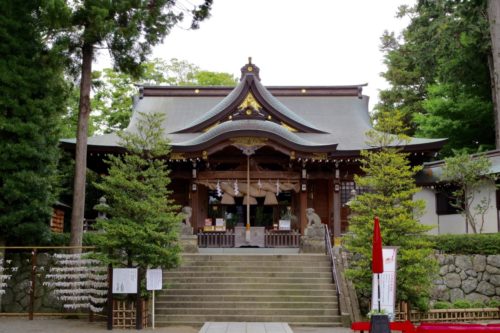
(62, 60, 445, 246)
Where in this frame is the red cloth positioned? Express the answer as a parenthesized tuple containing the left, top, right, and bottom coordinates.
(372, 216, 384, 273)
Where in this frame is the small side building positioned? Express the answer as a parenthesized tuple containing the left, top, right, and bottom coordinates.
(416, 150, 500, 234)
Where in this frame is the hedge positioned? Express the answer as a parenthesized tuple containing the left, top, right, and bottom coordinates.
(426, 233, 500, 255)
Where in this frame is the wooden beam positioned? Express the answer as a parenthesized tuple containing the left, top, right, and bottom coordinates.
(198, 170, 300, 180)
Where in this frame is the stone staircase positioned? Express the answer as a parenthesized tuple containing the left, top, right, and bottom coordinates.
(155, 254, 341, 327)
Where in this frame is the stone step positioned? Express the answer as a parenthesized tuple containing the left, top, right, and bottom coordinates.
(163, 271, 332, 278)
(181, 261, 331, 270)
(166, 282, 336, 291)
(163, 276, 333, 284)
(181, 254, 330, 261)
(156, 301, 338, 309)
(156, 295, 337, 303)
(155, 320, 342, 328)
(156, 307, 338, 316)
(154, 314, 341, 325)
(170, 265, 332, 273)
(159, 288, 337, 297)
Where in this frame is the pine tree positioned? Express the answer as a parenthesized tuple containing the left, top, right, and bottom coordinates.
(345, 111, 437, 311)
(93, 111, 181, 281)
(0, 0, 67, 245)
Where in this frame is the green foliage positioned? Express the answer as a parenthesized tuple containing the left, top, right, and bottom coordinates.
(61, 58, 238, 135)
(93, 112, 182, 271)
(432, 299, 500, 309)
(0, 0, 67, 245)
(345, 110, 437, 310)
(432, 301, 452, 309)
(427, 233, 500, 255)
(377, 0, 494, 155)
(441, 153, 496, 233)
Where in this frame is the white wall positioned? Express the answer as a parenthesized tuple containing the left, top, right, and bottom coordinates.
(415, 181, 499, 235)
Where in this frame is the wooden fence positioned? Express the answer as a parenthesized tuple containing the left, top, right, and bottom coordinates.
(197, 231, 235, 248)
(395, 306, 500, 322)
(265, 230, 300, 248)
(197, 230, 301, 248)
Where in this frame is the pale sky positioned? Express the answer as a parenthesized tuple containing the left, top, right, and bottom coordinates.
(97, 0, 415, 111)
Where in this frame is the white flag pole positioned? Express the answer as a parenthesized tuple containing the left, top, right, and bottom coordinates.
(152, 290, 155, 329)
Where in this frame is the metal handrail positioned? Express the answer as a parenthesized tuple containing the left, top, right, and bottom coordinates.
(324, 224, 342, 316)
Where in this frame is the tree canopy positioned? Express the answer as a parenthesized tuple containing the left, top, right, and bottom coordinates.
(0, 0, 67, 244)
(345, 110, 436, 312)
(37, 0, 213, 248)
(378, 0, 494, 156)
(93, 112, 181, 270)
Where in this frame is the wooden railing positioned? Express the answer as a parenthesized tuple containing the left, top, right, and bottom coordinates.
(197, 229, 301, 248)
(264, 230, 300, 248)
(324, 225, 342, 317)
(197, 231, 235, 248)
(395, 306, 500, 323)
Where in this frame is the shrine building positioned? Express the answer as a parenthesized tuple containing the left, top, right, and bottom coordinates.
(62, 60, 446, 246)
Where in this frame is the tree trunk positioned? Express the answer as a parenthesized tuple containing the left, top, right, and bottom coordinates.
(69, 42, 93, 251)
(487, 0, 500, 149)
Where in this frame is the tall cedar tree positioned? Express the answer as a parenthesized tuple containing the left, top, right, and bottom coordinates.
(345, 111, 437, 311)
(40, 0, 212, 249)
(377, 0, 494, 156)
(0, 1, 67, 245)
(93, 112, 181, 298)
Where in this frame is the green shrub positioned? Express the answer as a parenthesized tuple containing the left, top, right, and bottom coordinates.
(426, 233, 500, 255)
(433, 301, 452, 309)
(452, 299, 472, 309)
(486, 300, 500, 307)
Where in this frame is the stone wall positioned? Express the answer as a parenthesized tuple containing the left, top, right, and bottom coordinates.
(0, 253, 63, 313)
(433, 254, 500, 303)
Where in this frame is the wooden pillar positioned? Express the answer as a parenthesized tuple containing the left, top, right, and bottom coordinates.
(190, 181, 199, 233)
(328, 178, 334, 231)
(333, 167, 342, 246)
(300, 185, 307, 234)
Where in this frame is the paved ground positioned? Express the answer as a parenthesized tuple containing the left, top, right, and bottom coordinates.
(0, 318, 351, 333)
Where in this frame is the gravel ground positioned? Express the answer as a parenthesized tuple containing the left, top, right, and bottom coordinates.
(0, 318, 351, 333)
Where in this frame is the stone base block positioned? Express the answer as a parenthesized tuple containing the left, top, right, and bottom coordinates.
(180, 235, 198, 253)
(300, 236, 325, 253)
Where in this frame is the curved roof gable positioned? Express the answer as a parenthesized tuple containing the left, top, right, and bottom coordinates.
(175, 61, 326, 134)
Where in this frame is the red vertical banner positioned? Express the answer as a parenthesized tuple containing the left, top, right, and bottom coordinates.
(372, 216, 384, 274)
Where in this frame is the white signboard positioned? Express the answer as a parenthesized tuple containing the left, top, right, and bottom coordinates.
(112, 268, 138, 294)
(146, 269, 163, 291)
(371, 247, 398, 320)
(279, 219, 291, 231)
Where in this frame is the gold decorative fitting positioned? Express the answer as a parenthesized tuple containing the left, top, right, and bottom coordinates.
(194, 89, 200, 94)
(170, 152, 185, 161)
(290, 151, 296, 160)
(238, 92, 261, 112)
(202, 151, 208, 160)
(281, 122, 298, 132)
(245, 109, 252, 116)
(230, 137, 268, 148)
(312, 153, 328, 161)
(267, 115, 272, 120)
(202, 121, 220, 132)
(247, 66, 253, 72)
(228, 115, 233, 120)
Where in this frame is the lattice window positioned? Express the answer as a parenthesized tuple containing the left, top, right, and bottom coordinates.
(341, 181, 368, 206)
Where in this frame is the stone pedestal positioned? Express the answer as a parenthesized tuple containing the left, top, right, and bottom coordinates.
(234, 226, 265, 247)
(180, 235, 198, 253)
(300, 224, 326, 253)
(179, 224, 198, 253)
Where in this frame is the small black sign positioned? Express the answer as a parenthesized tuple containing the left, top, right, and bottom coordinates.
(369, 315, 390, 333)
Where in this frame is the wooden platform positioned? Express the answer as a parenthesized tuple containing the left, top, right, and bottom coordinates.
(199, 322, 293, 333)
